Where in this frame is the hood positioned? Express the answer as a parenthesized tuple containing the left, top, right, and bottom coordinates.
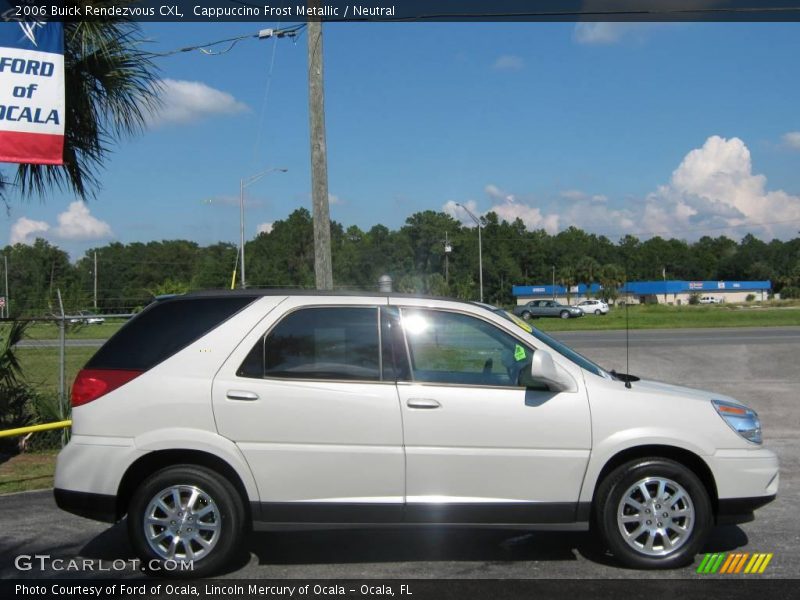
(627, 378, 737, 404)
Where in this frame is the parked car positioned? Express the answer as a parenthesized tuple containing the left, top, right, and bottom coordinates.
(55, 291, 777, 575)
(575, 299, 610, 315)
(513, 299, 584, 320)
(699, 296, 722, 304)
(68, 310, 105, 325)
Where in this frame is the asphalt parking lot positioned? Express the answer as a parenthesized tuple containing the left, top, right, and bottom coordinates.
(1, 326, 798, 580)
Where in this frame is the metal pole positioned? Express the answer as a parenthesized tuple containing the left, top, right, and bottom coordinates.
(477, 224, 483, 302)
(308, 12, 333, 290)
(239, 177, 246, 289)
(552, 265, 556, 300)
(4, 254, 8, 318)
(93, 251, 98, 310)
(56, 289, 66, 445)
(455, 203, 483, 302)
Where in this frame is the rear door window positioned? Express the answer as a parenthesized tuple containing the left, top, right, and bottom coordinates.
(240, 307, 382, 381)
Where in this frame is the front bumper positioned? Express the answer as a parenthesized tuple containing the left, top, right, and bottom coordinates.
(706, 447, 779, 524)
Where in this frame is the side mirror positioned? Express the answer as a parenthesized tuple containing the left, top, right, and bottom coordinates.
(523, 349, 576, 392)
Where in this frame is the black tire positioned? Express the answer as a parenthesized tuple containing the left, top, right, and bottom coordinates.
(128, 465, 246, 577)
(521, 311, 532, 321)
(595, 309, 602, 315)
(594, 457, 712, 569)
(560, 310, 570, 319)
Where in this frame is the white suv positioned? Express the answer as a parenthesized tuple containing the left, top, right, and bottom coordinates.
(54, 291, 778, 575)
(576, 299, 610, 315)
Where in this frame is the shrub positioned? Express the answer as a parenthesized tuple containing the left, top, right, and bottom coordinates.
(780, 286, 800, 299)
(688, 293, 701, 305)
(745, 294, 756, 302)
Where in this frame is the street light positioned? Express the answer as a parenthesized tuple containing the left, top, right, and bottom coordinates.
(455, 203, 483, 302)
(239, 167, 287, 288)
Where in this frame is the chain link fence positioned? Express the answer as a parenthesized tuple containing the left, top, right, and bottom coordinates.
(1, 314, 129, 454)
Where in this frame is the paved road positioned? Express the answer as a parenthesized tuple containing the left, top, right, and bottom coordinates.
(1, 326, 797, 579)
(16, 339, 107, 348)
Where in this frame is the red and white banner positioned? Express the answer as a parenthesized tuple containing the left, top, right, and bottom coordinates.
(0, 19, 65, 164)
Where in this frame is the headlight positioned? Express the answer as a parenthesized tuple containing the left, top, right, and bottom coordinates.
(712, 399, 762, 444)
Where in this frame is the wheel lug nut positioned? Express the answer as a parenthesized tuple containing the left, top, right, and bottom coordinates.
(656, 504, 661, 509)
(647, 520, 652, 525)
(663, 513, 668, 518)
(171, 520, 176, 525)
(645, 509, 650, 513)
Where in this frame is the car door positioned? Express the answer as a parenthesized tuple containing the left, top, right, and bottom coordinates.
(212, 298, 405, 522)
(391, 300, 592, 524)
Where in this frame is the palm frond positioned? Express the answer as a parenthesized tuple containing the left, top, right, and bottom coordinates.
(15, 14, 162, 199)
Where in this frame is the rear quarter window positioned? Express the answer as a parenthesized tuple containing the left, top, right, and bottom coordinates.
(86, 296, 257, 371)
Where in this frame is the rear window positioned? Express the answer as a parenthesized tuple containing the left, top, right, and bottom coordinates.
(86, 296, 257, 371)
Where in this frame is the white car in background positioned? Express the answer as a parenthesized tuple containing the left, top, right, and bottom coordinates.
(699, 296, 722, 304)
(576, 299, 610, 315)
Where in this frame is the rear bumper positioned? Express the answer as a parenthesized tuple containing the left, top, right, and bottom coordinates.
(54, 488, 117, 523)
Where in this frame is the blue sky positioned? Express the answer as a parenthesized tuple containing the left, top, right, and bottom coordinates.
(3, 21, 800, 259)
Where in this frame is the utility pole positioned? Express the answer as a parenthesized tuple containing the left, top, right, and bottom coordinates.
(307, 8, 333, 290)
(3, 254, 8, 318)
(93, 251, 98, 310)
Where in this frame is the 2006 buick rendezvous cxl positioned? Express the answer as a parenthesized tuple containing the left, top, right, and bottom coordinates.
(54, 291, 778, 575)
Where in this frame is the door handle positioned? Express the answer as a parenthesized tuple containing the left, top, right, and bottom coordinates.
(406, 398, 441, 409)
(226, 390, 259, 401)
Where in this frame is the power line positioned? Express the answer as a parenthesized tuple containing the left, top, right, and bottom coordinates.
(143, 24, 306, 58)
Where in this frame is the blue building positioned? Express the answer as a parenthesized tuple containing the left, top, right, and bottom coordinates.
(512, 280, 771, 305)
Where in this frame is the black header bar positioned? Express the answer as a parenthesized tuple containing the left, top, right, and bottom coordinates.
(3, 0, 800, 23)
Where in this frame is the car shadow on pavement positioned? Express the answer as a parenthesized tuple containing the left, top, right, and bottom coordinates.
(248, 528, 604, 566)
(77, 521, 750, 573)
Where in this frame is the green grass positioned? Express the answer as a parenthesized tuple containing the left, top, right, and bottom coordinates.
(0, 451, 58, 494)
(16, 320, 125, 340)
(532, 303, 800, 332)
(15, 347, 96, 399)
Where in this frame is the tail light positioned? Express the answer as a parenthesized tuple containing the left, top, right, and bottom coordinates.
(71, 369, 143, 407)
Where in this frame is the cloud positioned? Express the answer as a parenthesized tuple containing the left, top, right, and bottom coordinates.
(489, 200, 561, 233)
(442, 136, 800, 241)
(257, 222, 274, 235)
(492, 55, 525, 71)
(10, 217, 49, 245)
(637, 135, 800, 239)
(560, 189, 608, 203)
(146, 79, 248, 127)
(573, 23, 648, 45)
(485, 184, 515, 202)
(329, 193, 343, 205)
(443, 200, 480, 226)
(53, 201, 113, 240)
(782, 131, 800, 150)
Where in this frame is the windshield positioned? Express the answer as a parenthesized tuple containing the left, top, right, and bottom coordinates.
(473, 303, 610, 379)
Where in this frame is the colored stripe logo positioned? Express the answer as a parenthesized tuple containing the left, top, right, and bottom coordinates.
(697, 552, 773, 574)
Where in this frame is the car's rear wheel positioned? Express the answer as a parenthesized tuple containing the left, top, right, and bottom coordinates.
(560, 310, 570, 319)
(595, 457, 712, 569)
(595, 309, 602, 315)
(521, 311, 532, 320)
(128, 465, 246, 577)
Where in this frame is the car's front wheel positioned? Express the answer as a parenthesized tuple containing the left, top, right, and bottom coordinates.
(595, 309, 602, 315)
(595, 457, 712, 569)
(560, 310, 570, 319)
(128, 465, 246, 577)
(521, 311, 532, 320)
